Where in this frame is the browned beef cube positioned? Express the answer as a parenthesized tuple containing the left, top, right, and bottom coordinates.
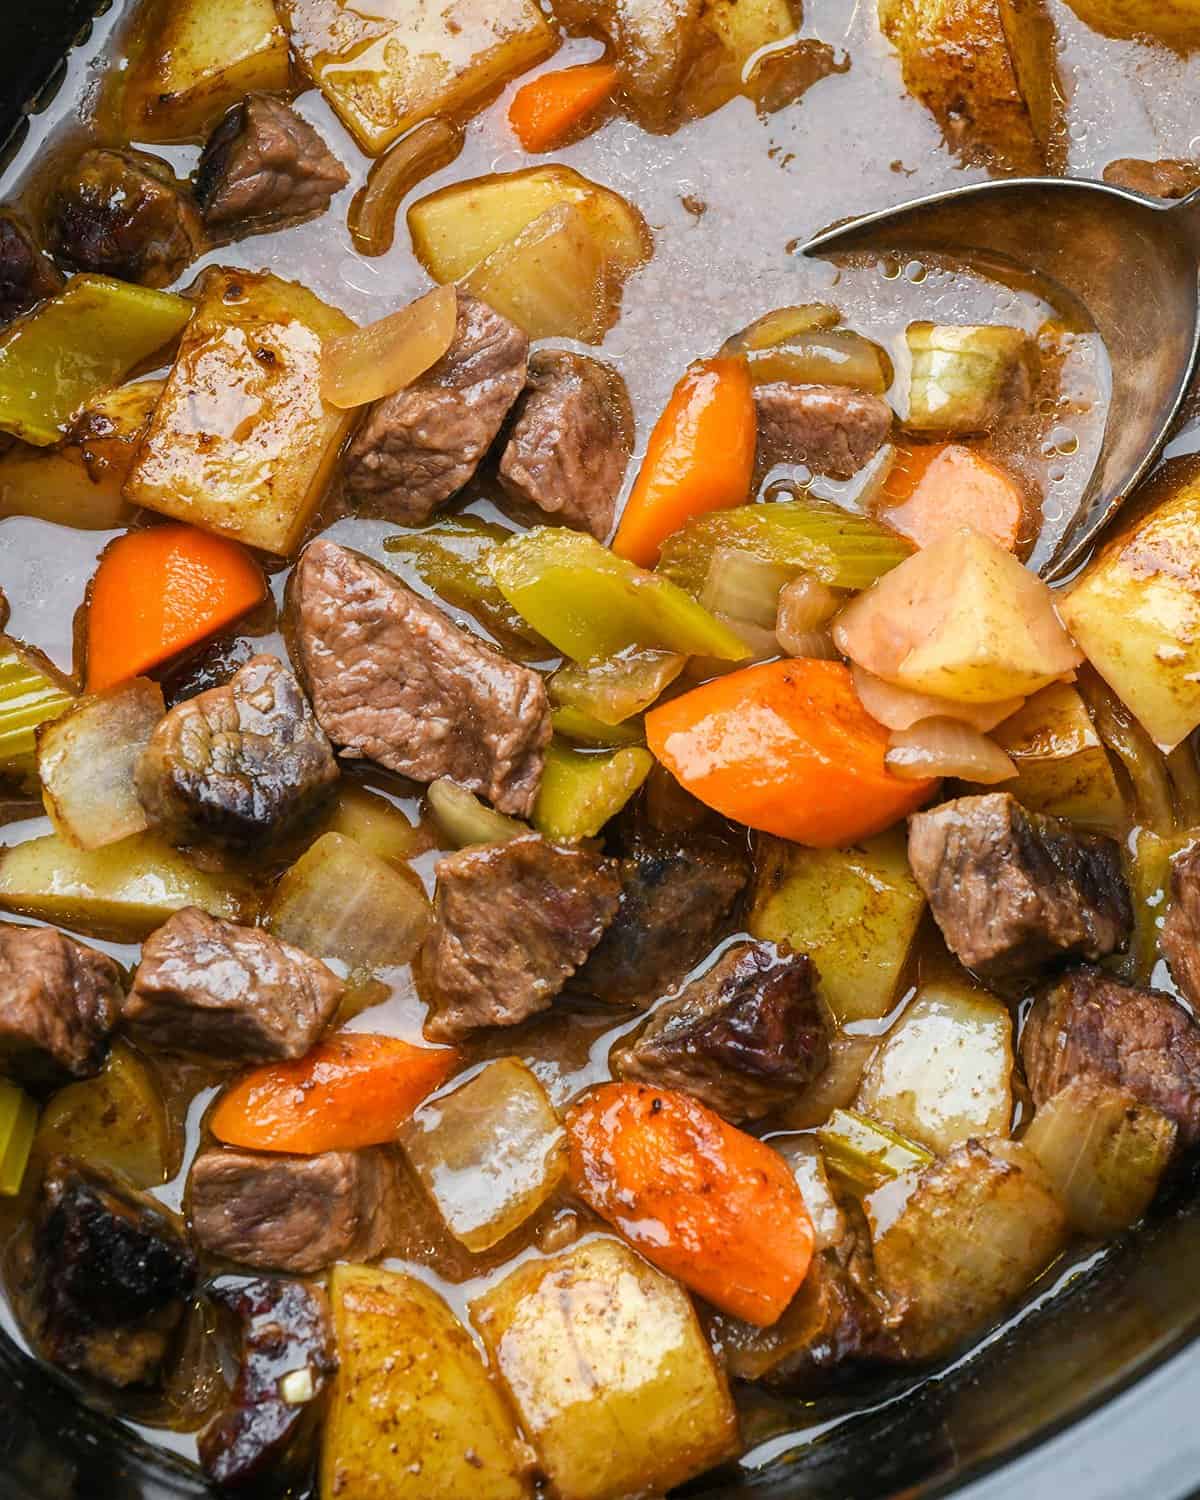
(754, 383, 892, 477)
(46, 148, 204, 289)
(498, 350, 633, 539)
(0, 213, 63, 326)
(420, 833, 621, 1042)
(1021, 966, 1200, 1148)
(0, 922, 122, 1089)
(124, 907, 342, 1061)
(907, 793, 1131, 981)
(199, 1276, 335, 1490)
(196, 94, 349, 236)
(289, 539, 550, 816)
(136, 654, 339, 849)
(30, 1158, 197, 1387)
(615, 941, 829, 1121)
(343, 290, 528, 523)
(189, 1148, 397, 1273)
(1102, 158, 1200, 199)
(1160, 844, 1200, 1009)
(574, 830, 750, 1007)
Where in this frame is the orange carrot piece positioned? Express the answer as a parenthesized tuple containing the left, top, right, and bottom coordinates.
(566, 1082, 814, 1325)
(645, 657, 936, 846)
(613, 357, 756, 568)
(209, 1033, 459, 1154)
(509, 62, 620, 153)
(86, 523, 266, 692)
(876, 442, 1028, 553)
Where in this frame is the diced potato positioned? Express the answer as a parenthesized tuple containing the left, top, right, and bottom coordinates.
(319, 783, 424, 866)
(0, 830, 256, 941)
(280, 0, 557, 156)
(123, 0, 290, 142)
(124, 268, 356, 556)
(69, 380, 163, 481)
(1061, 0, 1200, 42)
(38, 679, 164, 850)
(464, 204, 612, 344)
(322, 1264, 534, 1500)
(878, 0, 1060, 174)
(402, 1058, 567, 1251)
(470, 1237, 738, 1500)
(749, 829, 925, 1022)
(681, 0, 802, 119)
(0, 637, 75, 788)
(856, 983, 1014, 1153)
(1059, 470, 1200, 752)
(817, 1108, 933, 1195)
(35, 1043, 175, 1189)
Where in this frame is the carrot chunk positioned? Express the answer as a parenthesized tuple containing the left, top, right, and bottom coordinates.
(565, 1082, 814, 1325)
(508, 62, 620, 153)
(645, 657, 937, 846)
(86, 523, 266, 692)
(209, 1033, 459, 1154)
(876, 441, 1029, 553)
(613, 357, 756, 567)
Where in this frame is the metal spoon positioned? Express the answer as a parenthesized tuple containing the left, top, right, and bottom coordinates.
(801, 178, 1200, 580)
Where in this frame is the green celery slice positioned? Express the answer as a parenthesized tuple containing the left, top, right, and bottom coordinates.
(817, 1108, 933, 1195)
(0, 1079, 37, 1196)
(0, 637, 74, 782)
(533, 741, 653, 841)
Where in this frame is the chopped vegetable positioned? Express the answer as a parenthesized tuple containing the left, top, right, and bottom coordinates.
(885, 717, 1017, 784)
(509, 62, 620, 152)
(700, 548, 795, 629)
(724, 304, 841, 350)
(613, 358, 756, 567)
(1059, 0, 1200, 43)
(724, 325, 893, 394)
(427, 778, 526, 848)
(348, 119, 464, 257)
(874, 441, 1029, 552)
(323, 1265, 534, 1500)
(210, 1034, 459, 1155)
(1076, 669, 1174, 834)
(489, 527, 749, 662)
(533, 741, 653, 842)
(549, 648, 684, 725)
(320, 285, 458, 409)
(551, 706, 645, 745)
(816, 1108, 934, 1194)
(769, 1135, 847, 1252)
(0, 276, 190, 447)
(401, 1058, 567, 1251)
(851, 663, 1024, 733)
(320, 783, 424, 866)
(646, 658, 937, 847)
(35, 1043, 174, 1189)
(905, 323, 1037, 434)
(85, 524, 266, 693)
(0, 1079, 36, 1197)
(774, 573, 843, 650)
(565, 1081, 814, 1325)
(1122, 829, 1184, 986)
(782, 1033, 879, 1129)
(471, 1237, 738, 1500)
(0, 637, 74, 786)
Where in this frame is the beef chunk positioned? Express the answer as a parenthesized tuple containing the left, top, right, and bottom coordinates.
(1103, 158, 1200, 200)
(1160, 844, 1200, 1010)
(615, 941, 829, 1121)
(0, 213, 63, 326)
(189, 1148, 398, 1274)
(136, 654, 338, 849)
(30, 1158, 197, 1387)
(0, 922, 122, 1089)
(196, 94, 349, 235)
(420, 833, 621, 1042)
(907, 793, 1131, 982)
(1021, 967, 1200, 1149)
(289, 539, 550, 816)
(755, 383, 892, 477)
(124, 907, 342, 1062)
(199, 1277, 335, 1490)
(343, 290, 528, 523)
(47, 148, 204, 289)
(574, 830, 750, 1007)
(498, 350, 632, 539)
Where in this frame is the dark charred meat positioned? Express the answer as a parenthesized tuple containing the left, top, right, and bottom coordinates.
(288, 539, 550, 816)
(123, 907, 343, 1062)
(1160, 843, 1200, 1010)
(0, 922, 122, 1089)
(754, 384, 893, 477)
(0, 213, 63, 326)
(189, 1148, 398, 1274)
(420, 833, 621, 1042)
(907, 792, 1131, 982)
(1021, 967, 1200, 1149)
(199, 1277, 335, 1491)
(29, 1158, 198, 1387)
(196, 94, 349, 235)
(46, 148, 204, 289)
(136, 654, 339, 849)
(343, 290, 528, 524)
(498, 350, 633, 539)
(1102, 158, 1200, 199)
(614, 941, 830, 1121)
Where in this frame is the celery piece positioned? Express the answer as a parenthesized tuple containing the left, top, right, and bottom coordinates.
(490, 528, 749, 664)
(533, 741, 653, 842)
(0, 1079, 37, 1196)
(817, 1108, 933, 1195)
(657, 501, 913, 598)
(905, 322, 1035, 435)
(551, 706, 645, 747)
(0, 276, 190, 447)
(427, 777, 526, 848)
(0, 637, 74, 785)
(550, 648, 685, 726)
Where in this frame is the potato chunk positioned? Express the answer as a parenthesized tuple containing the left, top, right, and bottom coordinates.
(471, 1238, 738, 1500)
(1061, 0, 1200, 42)
(279, 0, 557, 156)
(322, 1265, 534, 1500)
(35, 1042, 175, 1189)
(124, 268, 356, 555)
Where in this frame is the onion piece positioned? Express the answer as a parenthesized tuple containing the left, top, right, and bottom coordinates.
(776, 574, 843, 657)
(701, 547, 793, 628)
(852, 664, 1024, 734)
(320, 284, 458, 409)
(1077, 668, 1176, 836)
(348, 118, 464, 258)
(427, 777, 526, 848)
(721, 304, 841, 353)
(885, 718, 1017, 784)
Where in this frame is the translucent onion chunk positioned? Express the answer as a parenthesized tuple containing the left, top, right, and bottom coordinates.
(885, 717, 1017, 784)
(427, 778, 526, 848)
(348, 118, 464, 257)
(321, 284, 458, 409)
